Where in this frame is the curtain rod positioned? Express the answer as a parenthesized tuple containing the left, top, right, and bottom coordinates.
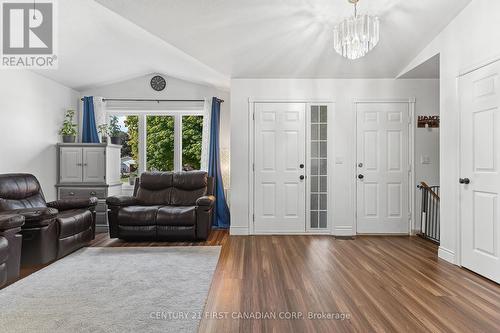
(80, 98, 224, 103)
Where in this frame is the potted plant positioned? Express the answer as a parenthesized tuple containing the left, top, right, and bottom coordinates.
(59, 110, 77, 143)
(98, 124, 108, 143)
(108, 116, 121, 145)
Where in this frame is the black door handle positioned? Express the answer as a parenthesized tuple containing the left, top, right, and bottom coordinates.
(299, 164, 304, 169)
(300, 175, 305, 180)
(358, 174, 364, 180)
(459, 178, 470, 184)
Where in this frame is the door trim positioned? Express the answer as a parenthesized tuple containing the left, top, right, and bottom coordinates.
(353, 98, 416, 235)
(248, 98, 335, 235)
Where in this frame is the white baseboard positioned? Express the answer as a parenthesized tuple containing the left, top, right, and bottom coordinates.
(333, 226, 354, 237)
(230, 226, 249, 235)
(438, 246, 456, 265)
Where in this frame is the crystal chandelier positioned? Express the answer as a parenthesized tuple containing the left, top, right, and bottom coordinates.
(333, 0, 380, 60)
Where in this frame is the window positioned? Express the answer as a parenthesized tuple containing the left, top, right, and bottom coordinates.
(116, 115, 139, 185)
(110, 111, 204, 186)
(182, 115, 203, 170)
(146, 115, 175, 172)
(309, 105, 328, 229)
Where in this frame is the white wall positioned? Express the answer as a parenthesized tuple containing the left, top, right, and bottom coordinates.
(0, 71, 79, 201)
(400, 0, 500, 264)
(230, 78, 439, 235)
(80, 74, 230, 149)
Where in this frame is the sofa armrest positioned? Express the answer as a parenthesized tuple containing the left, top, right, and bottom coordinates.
(0, 213, 25, 231)
(106, 196, 138, 207)
(196, 195, 215, 208)
(47, 197, 98, 211)
(9, 207, 58, 228)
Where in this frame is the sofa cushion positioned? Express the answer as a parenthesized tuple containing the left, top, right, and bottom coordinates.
(117, 206, 161, 226)
(0, 174, 47, 210)
(156, 206, 196, 226)
(139, 172, 173, 190)
(136, 188, 172, 206)
(171, 171, 208, 206)
(173, 171, 207, 190)
(136, 172, 173, 205)
(57, 209, 93, 239)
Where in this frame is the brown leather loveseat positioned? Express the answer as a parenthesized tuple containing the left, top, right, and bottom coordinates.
(0, 174, 97, 266)
(106, 171, 215, 241)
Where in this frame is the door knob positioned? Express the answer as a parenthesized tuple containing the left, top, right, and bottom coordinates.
(299, 164, 304, 169)
(358, 174, 364, 180)
(299, 175, 305, 180)
(459, 178, 470, 185)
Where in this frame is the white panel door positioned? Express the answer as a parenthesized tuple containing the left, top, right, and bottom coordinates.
(254, 103, 306, 233)
(460, 61, 500, 283)
(83, 147, 106, 183)
(60, 147, 83, 183)
(356, 102, 410, 234)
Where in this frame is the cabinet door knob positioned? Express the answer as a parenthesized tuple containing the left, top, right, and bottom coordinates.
(69, 192, 75, 196)
(90, 191, 96, 196)
(358, 174, 364, 180)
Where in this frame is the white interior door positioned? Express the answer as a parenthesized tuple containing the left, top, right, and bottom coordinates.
(356, 102, 410, 234)
(460, 60, 500, 283)
(254, 103, 306, 233)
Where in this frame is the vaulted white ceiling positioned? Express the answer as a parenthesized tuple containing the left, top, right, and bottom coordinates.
(96, 0, 470, 79)
(34, 0, 230, 91)
(36, 0, 471, 90)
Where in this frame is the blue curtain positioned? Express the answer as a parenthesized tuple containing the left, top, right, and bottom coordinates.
(82, 96, 100, 143)
(208, 97, 231, 228)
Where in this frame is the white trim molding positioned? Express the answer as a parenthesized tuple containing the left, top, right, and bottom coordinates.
(230, 226, 249, 236)
(334, 226, 354, 237)
(438, 246, 456, 264)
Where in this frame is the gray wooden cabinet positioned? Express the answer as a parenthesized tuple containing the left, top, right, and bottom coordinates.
(56, 143, 122, 232)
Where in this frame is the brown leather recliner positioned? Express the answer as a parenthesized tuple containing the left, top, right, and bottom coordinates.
(0, 174, 97, 266)
(0, 213, 24, 287)
(106, 171, 215, 241)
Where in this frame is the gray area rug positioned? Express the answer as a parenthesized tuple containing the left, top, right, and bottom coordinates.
(0, 246, 221, 333)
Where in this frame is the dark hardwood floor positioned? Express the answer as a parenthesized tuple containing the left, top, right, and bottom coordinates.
(13, 232, 500, 332)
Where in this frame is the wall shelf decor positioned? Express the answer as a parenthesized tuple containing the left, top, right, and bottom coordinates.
(417, 115, 440, 128)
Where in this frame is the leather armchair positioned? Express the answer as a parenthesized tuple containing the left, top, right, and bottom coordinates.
(0, 174, 97, 266)
(0, 213, 24, 287)
(107, 171, 215, 241)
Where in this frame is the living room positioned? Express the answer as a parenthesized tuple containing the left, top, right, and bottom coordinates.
(0, 0, 499, 332)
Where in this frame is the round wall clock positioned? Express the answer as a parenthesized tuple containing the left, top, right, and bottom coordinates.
(150, 75, 166, 91)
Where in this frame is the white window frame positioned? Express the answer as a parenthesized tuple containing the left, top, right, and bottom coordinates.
(108, 109, 204, 180)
